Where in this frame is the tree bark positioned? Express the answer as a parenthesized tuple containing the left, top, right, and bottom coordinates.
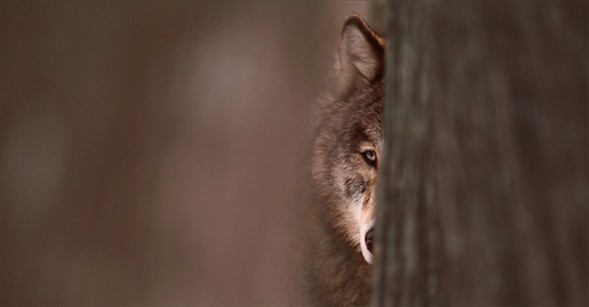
(374, 1, 588, 305)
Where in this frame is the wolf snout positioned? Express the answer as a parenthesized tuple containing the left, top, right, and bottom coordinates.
(360, 224, 375, 263)
(364, 227, 374, 254)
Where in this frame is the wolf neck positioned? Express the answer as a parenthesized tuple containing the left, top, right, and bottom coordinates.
(305, 202, 372, 306)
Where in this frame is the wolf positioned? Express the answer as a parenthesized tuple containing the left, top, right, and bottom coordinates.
(305, 14, 385, 306)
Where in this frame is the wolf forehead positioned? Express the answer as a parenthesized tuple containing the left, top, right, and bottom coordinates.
(329, 81, 384, 148)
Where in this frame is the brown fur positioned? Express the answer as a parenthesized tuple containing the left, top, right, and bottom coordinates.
(305, 14, 385, 306)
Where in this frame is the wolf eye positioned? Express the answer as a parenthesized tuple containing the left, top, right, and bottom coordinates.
(361, 150, 377, 167)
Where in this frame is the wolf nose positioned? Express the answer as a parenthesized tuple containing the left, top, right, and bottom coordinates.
(365, 228, 374, 254)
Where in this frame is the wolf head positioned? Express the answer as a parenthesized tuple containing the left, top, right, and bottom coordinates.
(313, 14, 385, 264)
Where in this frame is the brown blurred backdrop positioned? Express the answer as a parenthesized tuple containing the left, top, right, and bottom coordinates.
(0, 2, 370, 305)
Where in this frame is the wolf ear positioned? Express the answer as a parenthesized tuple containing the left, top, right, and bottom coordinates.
(337, 14, 385, 89)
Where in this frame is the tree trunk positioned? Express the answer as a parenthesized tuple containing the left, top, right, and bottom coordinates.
(374, 2, 587, 305)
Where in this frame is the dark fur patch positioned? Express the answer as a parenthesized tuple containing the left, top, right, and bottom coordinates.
(350, 123, 370, 146)
(344, 175, 367, 199)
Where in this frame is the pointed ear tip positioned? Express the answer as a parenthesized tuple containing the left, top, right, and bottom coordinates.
(344, 13, 367, 25)
(342, 13, 369, 34)
(341, 13, 385, 47)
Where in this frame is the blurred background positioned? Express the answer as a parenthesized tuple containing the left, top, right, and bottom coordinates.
(0, 2, 374, 305)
